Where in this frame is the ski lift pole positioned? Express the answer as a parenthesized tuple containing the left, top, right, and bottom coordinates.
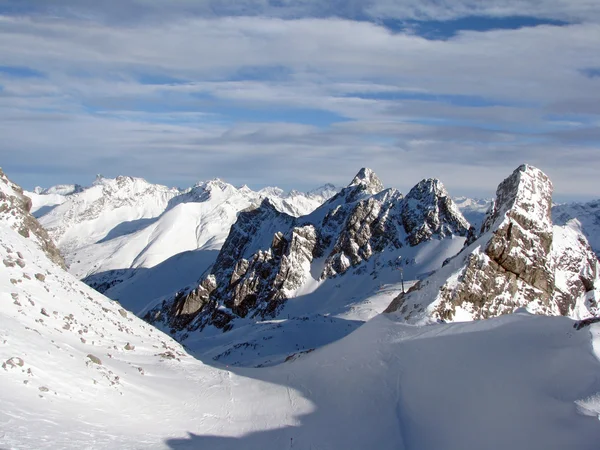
(400, 267, 405, 293)
(396, 256, 405, 293)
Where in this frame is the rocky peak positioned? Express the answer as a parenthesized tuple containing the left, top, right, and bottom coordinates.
(402, 178, 471, 246)
(147, 168, 472, 334)
(0, 168, 65, 268)
(348, 168, 385, 195)
(481, 164, 553, 235)
(211, 198, 294, 277)
(93, 174, 105, 186)
(386, 164, 598, 323)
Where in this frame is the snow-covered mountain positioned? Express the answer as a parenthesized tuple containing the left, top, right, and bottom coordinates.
(553, 199, 600, 259)
(144, 168, 472, 342)
(29, 175, 339, 296)
(452, 195, 492, 230)
(4, 167, 600, 449)
(386, 164, 600, 322)
(25, 184, 84, 218)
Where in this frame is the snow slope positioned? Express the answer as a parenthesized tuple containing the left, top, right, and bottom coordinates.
(3, 226, 600, 450)
(553, 199, 600, 259)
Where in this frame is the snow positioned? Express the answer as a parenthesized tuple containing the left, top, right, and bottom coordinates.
(3, 212, 600, 449)
(453, 196, 492, 230)
(553, 199, 600, 258)
(5, 166, 600, 449)
(35, 175, 337, 282)
(24, 190, 68, 218)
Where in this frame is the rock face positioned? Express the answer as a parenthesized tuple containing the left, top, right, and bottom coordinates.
(146, 168, 471, 333)
(402, 179, 472, 246)
(0, 168, 65, 268)
(385, 164, 599, 322)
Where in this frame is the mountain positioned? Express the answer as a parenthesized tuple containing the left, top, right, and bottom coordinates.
(553, 199, 600, 259)
(386, 164, 599, 322)
(29, 176, 338, 296)
(452, 196, 492, 230)
(25, 183, 84, 219)
(145, 168, 472, 341)
(4, 167, 600, 449)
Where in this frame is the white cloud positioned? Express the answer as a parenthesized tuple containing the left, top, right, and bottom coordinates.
(0, 12, 599, 198)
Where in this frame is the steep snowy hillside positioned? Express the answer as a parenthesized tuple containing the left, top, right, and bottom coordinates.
(4, 167, 600, 450)
(144, 168, 472, 351)
(0, 168, 65, 269)
(386, 164, 600, 323)
(38, 175, 181, 255)
(553, 199, 600, 259)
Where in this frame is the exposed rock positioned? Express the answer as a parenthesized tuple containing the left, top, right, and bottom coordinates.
(3, 357, 25, 369)
(402, 179, 472, 247)
(0, 168, 65, 268)
(321, 190, 404, 278)
(86, 354, 102, 365)
(35, 273, 46, 282)
(150, 168, 470, 334)
(386, 164, 600, 322)
(3, 258, 15, 268)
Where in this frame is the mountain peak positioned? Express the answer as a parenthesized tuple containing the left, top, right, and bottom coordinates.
(410, 178, 447, 196)
(402, 177, 470, 246)
(481, 164, 553, 235)
(348, 168, 384, 194)
(93, 174, 105, 185)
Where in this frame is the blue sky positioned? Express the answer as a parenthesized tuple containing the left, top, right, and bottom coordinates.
(0, 1, 599, 200)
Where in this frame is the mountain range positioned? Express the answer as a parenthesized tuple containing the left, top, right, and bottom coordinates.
(2, 164, 600, 449)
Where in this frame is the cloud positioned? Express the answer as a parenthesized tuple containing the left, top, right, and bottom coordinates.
(0, 8, 599, 199)
(3, 0, 600, 23)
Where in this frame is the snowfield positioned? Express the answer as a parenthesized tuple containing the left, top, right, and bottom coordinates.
(3, 221, 600, 449)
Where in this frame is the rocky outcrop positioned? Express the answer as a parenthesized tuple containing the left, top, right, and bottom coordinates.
(551, 220, 599, 317)
(148, 168, 470, 333)
(402, 179, 472, 246)
(386, 164, 599, 322)
(321, 190, 404, 278)
(0, 168, 65, 268)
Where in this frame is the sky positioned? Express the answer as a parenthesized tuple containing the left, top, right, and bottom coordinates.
(0, 1, 599, 201)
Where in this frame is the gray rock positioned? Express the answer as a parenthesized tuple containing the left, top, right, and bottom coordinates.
(86, 354, 102, 365)
(386, 164, 600, 322)
(150, 168, 470, 333)
(0, 168, 66, 269)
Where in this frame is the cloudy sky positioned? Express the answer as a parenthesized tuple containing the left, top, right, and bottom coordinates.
(1, 1, 599, 200)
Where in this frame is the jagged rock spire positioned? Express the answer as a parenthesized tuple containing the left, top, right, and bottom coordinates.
(386, 164, 598, 322)
(481, 164, 553, 235)
(402, 178, 471, 246)
(348, 168, 384, 195)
